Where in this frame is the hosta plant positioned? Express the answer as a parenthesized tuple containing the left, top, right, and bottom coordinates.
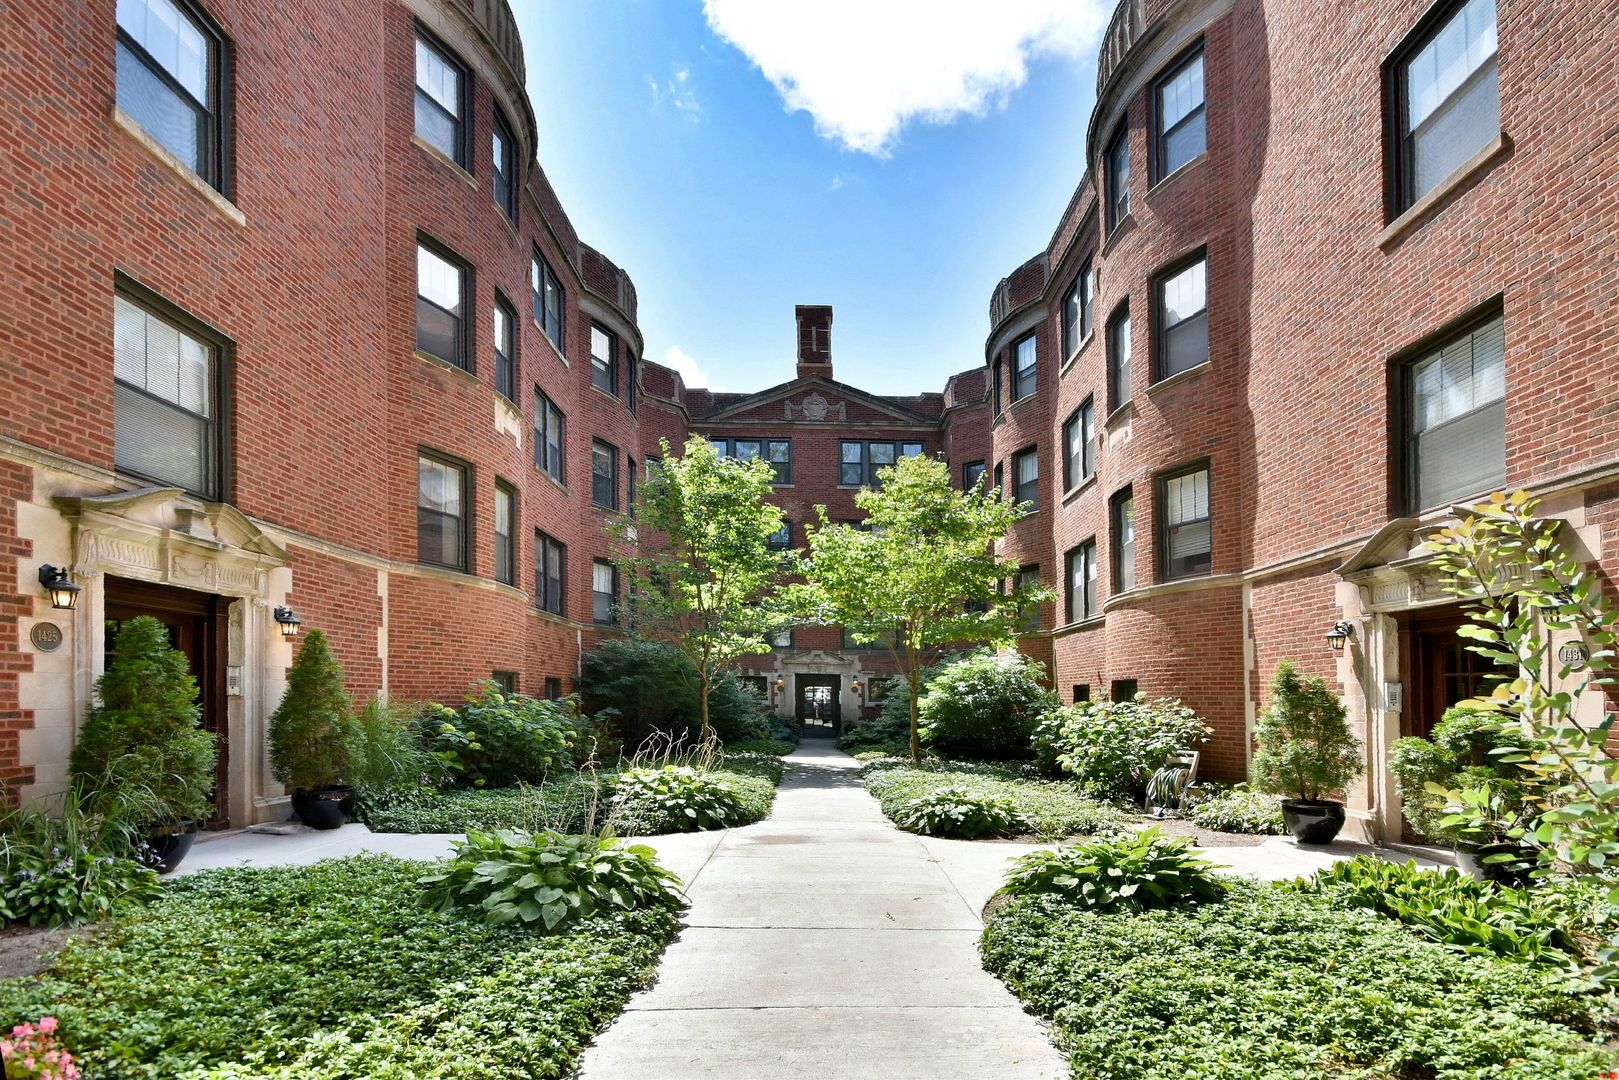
(609, 765, 747, 833)
(1001, 827, 1223, 912)
(1185, 785, 1286, 835)
(892, 786, 1028, 838)
(419, 829, 684, 932)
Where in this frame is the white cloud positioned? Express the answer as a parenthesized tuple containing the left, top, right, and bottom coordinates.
(663, 345, 725, 392)
(702, 0, 1107, 156)
(649, 66, 701, 120)
(828, 175, 844, 191)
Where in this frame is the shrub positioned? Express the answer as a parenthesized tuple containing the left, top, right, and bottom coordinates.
(1185, 785, 1286, 834)
(421, 830, 684, 932)
(916, 651, 1057, 760)
(1250, 661, 1363, 802)
(1390, 705, 1532, 842)
(268, 628, 356, 792)
(862, 762, 1130, 841)
(0, 781, 163, 928)
(1032, 695, 1211, 801)
(579, 640, 766, 747)
(838, 709, 912, 754)
(722, 737, 795, 758)
(0, 1016, 78, 1080)
(891, 787, 1027, 838)
(69, 616, 216, 827)
(419, 682, 578, 788)
(346, 697, 443, 809)
(608, 765, 748, 833)
(982, 880, 1615, 1079)
(765, 713, 801, 744)
(718, 750, 785, 784)
(1001, 827, 1223, 911)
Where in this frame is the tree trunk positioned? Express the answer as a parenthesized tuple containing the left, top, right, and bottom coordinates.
(908, 668, 922, 765)
(699, 668, 713, 742)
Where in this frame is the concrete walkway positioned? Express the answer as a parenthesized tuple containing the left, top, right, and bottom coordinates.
(576, 741, 1069, 1080)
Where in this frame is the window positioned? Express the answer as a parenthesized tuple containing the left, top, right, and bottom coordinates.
(1062, 398, 1095, 491)
(417, 239, 469, 369)
(962, 460, 986, 493)
(592, 560, 618, 625)
(1063, 261, 1095, 358)
(418, 452, 468, 571)
(767, 521, 793, 550)
(1108, 308, 1133, 411)
(627, 456, 637, 517)
(839, 441, 913, 487)
(708, 438, 788, 480)
(1072, 684, 1091, 703)
(1012, 333, 1037, 402)
(1389, 0, 1499, 212)
(493, 481, 516, 585)
(626, 353, 637, 412)
(112, 289, 223, 497)
(590, 323, 616, 394)
(493, 295, 516, 401)
(1111, 678, 1138, 702)
(1012, 447, 1039, 509)
(116, 0, 227, 190)
(1066, 540, 1098, 623)
(414, 30, 467, 166)
(992, 462, 1004, 500)
(1154, 48, 1206, 179)
(543, 676, 563, 699)
(591, 439, 618, 510)
(492, 108, 517, 220)
(1017, 566, 1042, 632)
(1112, 488, 1136, 592)
(1106, 125, 1130, 229)
(1155, 254, 1208, 380)
(531, 252, 564, 353)
(993, 359, 1004, 415)
(766, 439, 792, 484)
(1159, 464, 1211, 580)
(492, 671, 518, 694)
(535, 530, 565, 615)
(534, 389, 565, 484)
(1402, 312, 1505, 510)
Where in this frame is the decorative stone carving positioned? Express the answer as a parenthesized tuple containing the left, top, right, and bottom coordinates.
(784, 393, 847, 422)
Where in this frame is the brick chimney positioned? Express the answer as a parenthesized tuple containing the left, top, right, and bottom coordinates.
(795, 305, 833, 379)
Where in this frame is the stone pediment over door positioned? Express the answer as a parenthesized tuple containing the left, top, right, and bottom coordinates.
(1337, 513, 1531, 614)
(779, 649, 858, 672)
(54, 486, 288, 599)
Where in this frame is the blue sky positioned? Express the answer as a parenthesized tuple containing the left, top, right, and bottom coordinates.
(515, 1, 1107, 397)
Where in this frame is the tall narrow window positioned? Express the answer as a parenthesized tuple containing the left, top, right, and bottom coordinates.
(1012, 333, 1037, 402)
(1013, 447, 1039, 509)
(1390, 0, 1499, 211)
(492, 108, 517, 219)
(993, 359, 1004, 415)
(1108, 308, 1133, 411)
(1063, 260, 1095, 358)
(493, 295, 515, 401)
(767, 440, 792, 484)
(1017, 566, 1042, 632)
(1154, 48, 1206, 179)
(590, 324, 616, 394)
(626, 353, 637, 411)
(1155, 254, 1208, 379)
(534, 389, 565, 484)
(1403, 313, 1505, 510)
(414, 30, 467, 166)
(591, 439, 618, 509)
(493, 481, 516, 585)
(116, 0, 226, 189)
(1160, 465, 1211, 580)
(1106, 125, 1130, 229)
(592, 560, 618, 625)
(417, 239, 468, 370)
(962, 460, 986, 493)
(112, 290, 222, 497)
(1112, 488, 1136, 592)
(531, 253, 563, 353)
(767, 521, 792, 550)
(627, 456, 637, 518)
(1062, 398, 1095, 491)
(1066, 540, 1098, 623)
(418, 452, 468, 571)
(535, 530, 565, 615)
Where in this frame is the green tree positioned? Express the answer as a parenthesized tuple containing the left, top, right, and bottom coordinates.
(794, 453, 1052, 763)
(268, 628, 356, 791)
(70, 615, 217, 827)
(610, 436, 786, 739)
(1250, 661, 1363, 803)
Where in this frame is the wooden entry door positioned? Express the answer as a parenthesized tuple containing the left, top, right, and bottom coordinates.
(796, 675, 841, 736)
(104, 577, 229, 827)
(1400, 604, 1513, 741)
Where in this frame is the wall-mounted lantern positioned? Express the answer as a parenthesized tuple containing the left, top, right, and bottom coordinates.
(851, 677, 862, 697)
(773, 675, 785, 692)
(1326, 620, 1354, 652)
(37, 565, 80, 610)
(274, 606, 303, 638)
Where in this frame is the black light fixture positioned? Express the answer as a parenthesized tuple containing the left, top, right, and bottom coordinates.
(37, 565, 79, 610)
(1326, 620, 1354, 652)
(851, 677, 862, 696)
(774, 675, 785, 691)
(273, 606, 302, 638)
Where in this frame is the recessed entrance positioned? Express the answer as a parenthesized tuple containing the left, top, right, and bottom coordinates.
(795, 675, 841, 737)
(1398, 603, 1513, 740)
(104, 576, 229, 827)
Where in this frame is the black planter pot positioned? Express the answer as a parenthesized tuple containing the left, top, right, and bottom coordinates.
(1464, 841, 1536, 887)
(290, 787, 350, 830)
(138, 822, 199, 874)
(1281, 799, 1346, 845)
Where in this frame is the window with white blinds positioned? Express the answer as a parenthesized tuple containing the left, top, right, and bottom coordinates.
(1161, 466, 1211, 579)
(592, 559, 618, 625)
(113, 293, 218, 497)
(1397, 0, 1498, 207)
(1408, 314, 1505, 509)
(1156, 256, 1208, 379)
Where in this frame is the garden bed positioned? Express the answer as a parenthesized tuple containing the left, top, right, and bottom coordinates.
(0, 856, 677, 1078)
(860, 759, 1129, 841)
(981, 878, 1618, 1079)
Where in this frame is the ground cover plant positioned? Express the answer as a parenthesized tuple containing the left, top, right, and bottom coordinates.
(1000, 828, 1222, 911)
(1184, 785, 1286, 835)
(0, 856, 678, 1079)
(891, 786, 1028, 838)
(982, 878, 1618, 1079)
(608, 765, 756, 833)
(861, 759, 1129, 841)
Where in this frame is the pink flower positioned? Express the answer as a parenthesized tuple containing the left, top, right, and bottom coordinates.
(36, 1017, 56, 1035)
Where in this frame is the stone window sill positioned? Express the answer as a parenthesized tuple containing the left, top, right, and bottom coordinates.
(1145, 151, 1208, 201)
(1147, 360, 1211, 395)
(1061, 472, 1099, 507)
(1059, 331, 1094, 377)
(110, 106, 245, 226)
(1377, 132, 1512, 251)
(412, 134, 478, 189)
(1104, 400, 1135, 431)
(414, 350, 480, 384)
